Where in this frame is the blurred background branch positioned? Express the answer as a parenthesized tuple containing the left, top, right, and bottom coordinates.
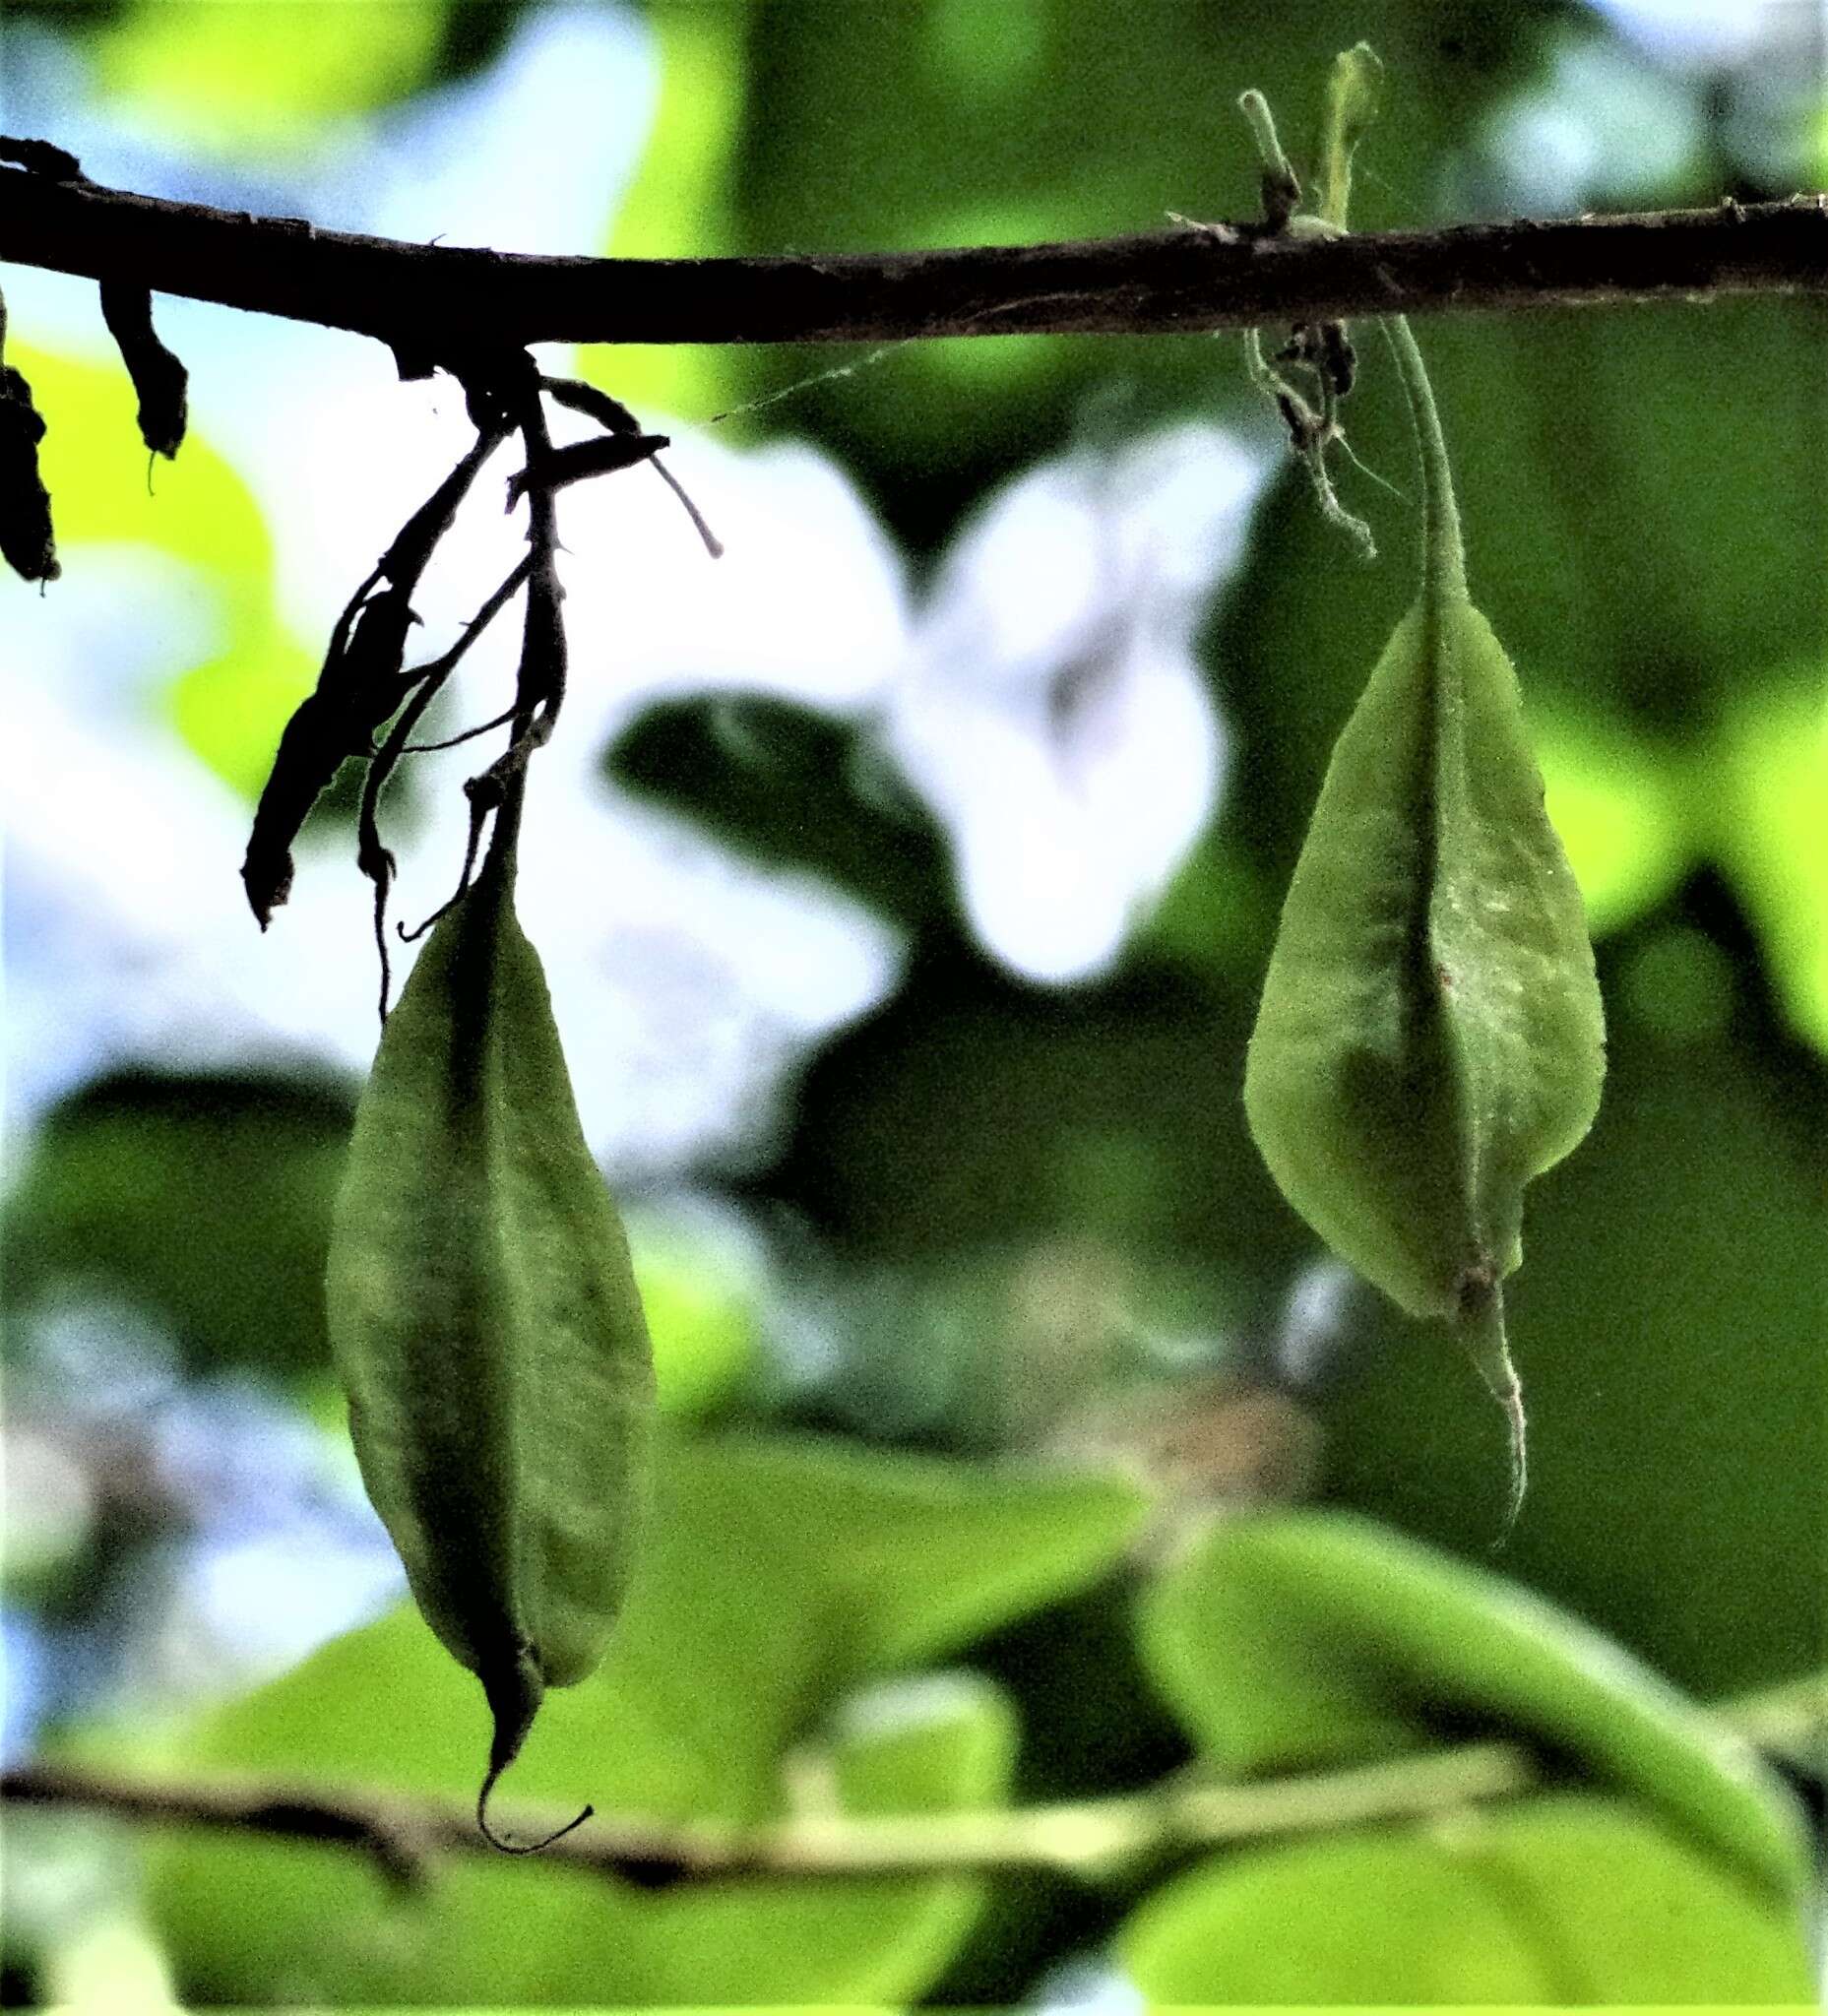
(8, 1661, 1817, 1882)
(1, 1740, 1542, 1885)
(3, 158, 1825, 348)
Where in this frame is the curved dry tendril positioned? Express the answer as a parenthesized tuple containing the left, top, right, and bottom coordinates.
(359, 555, 533, 1017)
(538, 373, 724, 557)
(1234, 65, 1390, 563)
(396, 609, 560, 946)
(649, 457, 725, 558)
(403, 701, 518, 755)
(1246, 323, 1375, 561)
(396, 790, 494, 944)
(393, 355, 564, 944)
(254, 348, 716, 1013)
(505, 429, 669, 509)
(488, 355, 569, 781)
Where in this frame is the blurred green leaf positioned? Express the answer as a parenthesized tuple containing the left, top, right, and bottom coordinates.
(698, 1432, 1152, 1678)
(1435, 303, 1827, 730)
(3, 1075, 351, 1379)
(630, 1224, 762, 1422)
(1136, 1510, 1807, 1902)
(608, 696, 951, 930)
(1532, 704, 1689, 936)
(781, 956, 1296, 1299)
(590, 0, 751, 425)
(1701, 671, 1828, 1053)
(95, 0, 446, 154)
(167, 633, 324, 802)
(1119, 1795, 1814, 2005)
(128, 1430, 1138, 2003)
(1719, 1670, 1828, 1780)
(16, 340, 309, 795)
(1617, 922, 1735, 1044)
(653, 1670, 1017, 2007)
(1141, 832, 1277, 982)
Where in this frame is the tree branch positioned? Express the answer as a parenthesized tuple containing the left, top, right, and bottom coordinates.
(2, 1741, 1535, 1889)
(2, 150, 1824, 353)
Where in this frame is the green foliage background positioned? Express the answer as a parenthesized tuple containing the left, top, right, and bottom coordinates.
(2, 0, 1823, 2008)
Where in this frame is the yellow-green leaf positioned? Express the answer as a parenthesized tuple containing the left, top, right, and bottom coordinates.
(1121, 1796, 1813, 2005)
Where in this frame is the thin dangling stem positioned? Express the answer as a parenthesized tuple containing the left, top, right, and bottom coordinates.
(1379, 313, 1468, 605)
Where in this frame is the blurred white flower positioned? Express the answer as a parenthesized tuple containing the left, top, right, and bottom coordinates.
(0, 547, 382, 1117)
(1467, 6, 1817, 219)
(1585, 0, 1787, 70)
(883, 423, 1270, 983)
(1275, 1258, 1359, 1387)
(1478, 34, 1705, 212)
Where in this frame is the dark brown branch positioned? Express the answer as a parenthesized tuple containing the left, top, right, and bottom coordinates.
(2, 151, 1824, 349)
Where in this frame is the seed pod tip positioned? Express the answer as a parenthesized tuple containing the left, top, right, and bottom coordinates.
(475, 1653, 591, 1855)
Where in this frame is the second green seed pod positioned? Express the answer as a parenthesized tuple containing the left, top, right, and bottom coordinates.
(1243, 316, 1606, 1526)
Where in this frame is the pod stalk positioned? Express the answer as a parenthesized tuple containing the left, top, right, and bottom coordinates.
(1380, 313, 1468, 605)
(1458, 1271, 1528, 1547)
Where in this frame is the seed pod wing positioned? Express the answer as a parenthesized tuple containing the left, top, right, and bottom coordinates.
(485, 876, 654, 1685)
(1430, 594, 1605, 1277)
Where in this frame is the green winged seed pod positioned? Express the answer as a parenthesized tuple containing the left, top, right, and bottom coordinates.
(327, 797, 654, 1848)
(1243, 314, 1605, 1537)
